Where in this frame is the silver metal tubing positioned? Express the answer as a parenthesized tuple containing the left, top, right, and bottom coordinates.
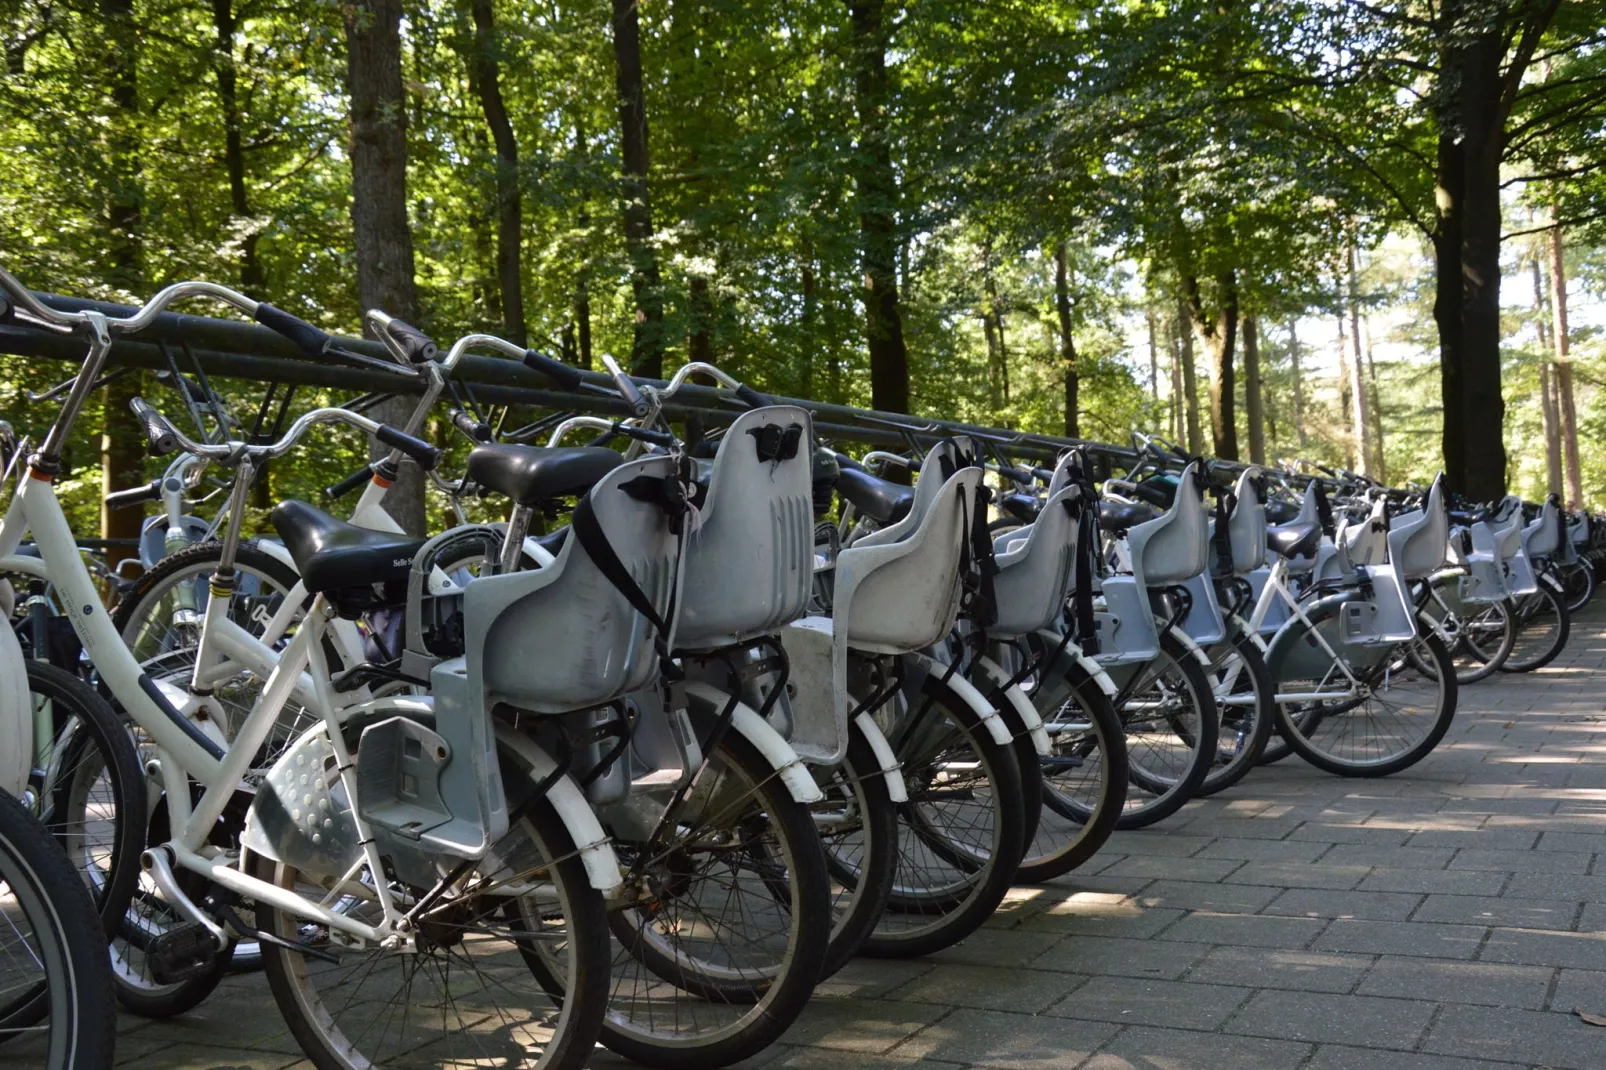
(142, 846, 231, 950)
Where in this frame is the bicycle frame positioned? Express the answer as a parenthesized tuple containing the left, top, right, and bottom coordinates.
(1244, 556, 1368, 703)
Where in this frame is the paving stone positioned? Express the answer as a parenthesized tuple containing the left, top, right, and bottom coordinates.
(1028, 934, 1210, 980)
(816, 958, 940, 1000)
(1262, 888, 1421, 921)
(782, 998, 950, 1054)
(1032, 899, 1186, 939)
(929, 928, 1070, 968)
(1572, 899, 1606, 932)
(1226, 862, 1373, 890)
(1411, 893, 1578, 930)
(1046, 974, 1251, 1030)
(1356, 867, 1508, 895)
(1157, 911, 1328, 949)
(891, 965, 1087, 1014)
(1133, 879, 1282, 915)
(1224, 989, 1438, 1049)
(1449, 847, 1593, 873)
(1422, 1004, 1606, 1069)
(1502, 872, 1606, 900)
(1099, 855, 1245, 882)
(1096, 832, 1214, 857)
(1312, 918, 1488, 959)
(1536, 830, 1606, 853)
(114, 1046, 306, 1070)
(1480, 927, 1606, 969)
(1080, 1026, 1312, 1070)
(1288, 821, 1412, 846)
(1547, 968, 1606, 1016)
(1355, 955, 1552, 1009)
(1184, 945, 1373, 993)
(767, 1046, 962, 1069)
(1174, 815, 1306, 840)
(1302, 1046, 1529, 1070)
(1404, 828, 1539, 850)
(1192, 837, 1329, 863)
(889, 1008, 1120, 1068)
(1319, 844, 1457, 869)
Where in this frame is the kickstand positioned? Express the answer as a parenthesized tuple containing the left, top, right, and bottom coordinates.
(217, 903, 342, 965)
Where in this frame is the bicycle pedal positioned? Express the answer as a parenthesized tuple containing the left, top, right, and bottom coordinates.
(146, 921, 220, 985)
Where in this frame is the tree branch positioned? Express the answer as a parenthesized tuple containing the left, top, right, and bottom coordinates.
(1497, 0, 1565, 127)
(1501, 159, 1606, 188)
(1502, 207, 1606, 239)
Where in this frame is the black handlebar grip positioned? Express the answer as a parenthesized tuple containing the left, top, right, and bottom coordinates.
(128, 397, 180, 457)
(0, 293, 12, 325)
(385, 319, 439, 364)
(602, 358, 651, 418)
(254, 303, 332, 357)
(734, 384, 772, 410)
(1032, 466, 1055, 483)
(628, 425, 676, 449)
(325, 465, 374, 500)
(585, 429, 619, 449)
(996, 464, 1031, 484)
(450, 408, 493, 443)
(105, 480, 162, 510)
(374, 425, 441, 471)
(523, 350, 585, 392)
(833, 450, 865, 472)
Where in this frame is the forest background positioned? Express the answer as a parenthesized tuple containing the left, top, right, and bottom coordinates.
(2, 0, 1605, 541)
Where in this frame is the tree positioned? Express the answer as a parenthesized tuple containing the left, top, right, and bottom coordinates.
(346, 0, 425, 534)
(1183, 270, 1239, 461)
(611, 0, 665, 377)
(1243, 313, 1265, 465)
(462, 0, 525, 345)
(1548, 217, 1584, 508)
(1055, 242, 1079, 437)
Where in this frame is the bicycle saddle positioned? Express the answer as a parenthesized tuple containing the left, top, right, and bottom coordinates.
(270, 500, 426, 596)
(1266, 520, 1320, 560)
(1098, 499, 1158, 532)
(835, 466, 915, 526)
(1264, 498, 1300, 524)
(466, 444, 622, 507)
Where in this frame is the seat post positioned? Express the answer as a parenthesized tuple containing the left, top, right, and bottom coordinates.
(500, 504, 533, 572)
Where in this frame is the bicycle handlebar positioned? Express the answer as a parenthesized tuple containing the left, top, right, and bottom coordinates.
(325, 465, 374, 500)
(130, 397, 440, 471)
(104, 479, 163, 510)
(253, 303, 332, 357)
(600, 353, 651, 418)
(449, 408, 493, 443)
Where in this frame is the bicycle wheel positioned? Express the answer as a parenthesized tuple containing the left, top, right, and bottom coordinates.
(1197, 624, 1275, 797)
(1500, 582, 1570, 673)
(1269, 604, 1457, 776)
(256, 731, 610, 1070)
(1555, 561, 1594, 614)
(112, 540, 301, 663)
(1418, 576, 1513, 682)
(0, 787, 117, 1067)
(859, 671, 1025, 959)
(1016, 644, 1128, 882)
(1106, 632, 1218, 828)
(572, 731, 830, 1070)
(816, 725, 898, 978)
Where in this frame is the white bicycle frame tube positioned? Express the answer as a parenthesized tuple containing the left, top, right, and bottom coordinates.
(1245, 557, 1365, 698)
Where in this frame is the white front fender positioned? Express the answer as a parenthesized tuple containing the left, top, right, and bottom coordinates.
(684, 682, 825, 805)
(972, 654, 1050, 756)
(904, 652, 1013, 747)
(852, 713, 909, 803)
(0, 585, 29, 796)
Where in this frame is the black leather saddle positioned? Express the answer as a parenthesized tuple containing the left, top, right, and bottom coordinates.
(466, 444, 621, 507)
(1098, 499, 1158, 533)
(270, 500, 425, 597)
(836, 467, 915, 526)
(1264, 499, 1301, 524)
(1267, 520, 1321, 560)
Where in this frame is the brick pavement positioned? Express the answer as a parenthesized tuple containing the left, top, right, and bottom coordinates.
(116, 607, 1606, 1069)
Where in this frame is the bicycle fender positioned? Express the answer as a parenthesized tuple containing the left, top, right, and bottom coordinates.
(493, 726, 624, 898)
(972, 654, 1050, 756)
(1227, 614, 1270, 654)
(1032, 629, 1119, 697)
(684, 682, 825, 805)
(0, 587, 29, 797)
(904, 652, 1013, 747)
(853, 713, 909, 803)
(254, 538, 296, 572)
(1166, 626, 1213, 667)
(1263, 588, 1380, 663)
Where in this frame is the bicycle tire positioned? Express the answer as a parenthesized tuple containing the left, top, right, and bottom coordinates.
(817, 725, 898, 978)
(1499, 581, 1570, 673)
(1269, 604, 1457, 777)
(1418, 576, 1514, 683)
(111, 539, 302, 661)
(1112, 632, 1218, 829)
(0, 787, 117, 1068)
(1558, 561, 1595, 614)
(1196, 623, 1276, 797)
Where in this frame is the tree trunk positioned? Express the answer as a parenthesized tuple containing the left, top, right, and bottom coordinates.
(800, 259, 817, 399)
(1054, 242, 1078, 438)
(1346, 246, 1373, 476)
(1364, 320, 1386, 483)
(467, 0, 525, 345)
(346, 0, 425, 535)
(1243, 313, 1265, 465)
(213, 0, 261, 292)
(688, 272, 713, 364)
(100, 0, 143, 566)
(1288, 317, 1305, 447)
(1182, 270, 1238, 460)
(983, 256, 1004, 411)
(848, 0, 909, 414)
(1146, 306, 1160, 400)
(1168, 316, 1183, 443)
(1175, 293, 1204, 456)
(1532, 255, 1562, 497)
(611, 0, 665, 377)
(1548, 217, 1583, 508)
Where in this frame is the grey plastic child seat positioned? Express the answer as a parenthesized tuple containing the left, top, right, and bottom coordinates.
(990, 454, 1082, 639)
(467, 453, 682, 715)
(1523, 498, 1562, 558)
(1385, 474, 1449, 581)
(1128, 461, 1209, 590)
(1207, 466, 1267, 575)
(676, 406, 815, 651)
